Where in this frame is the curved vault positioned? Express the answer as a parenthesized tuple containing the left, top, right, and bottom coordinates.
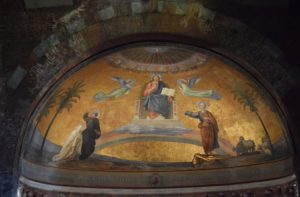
(18, 43, 296, 196)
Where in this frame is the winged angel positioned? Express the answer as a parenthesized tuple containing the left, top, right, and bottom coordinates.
(94, 76, 136, 102)
(177, 76, 221, 100)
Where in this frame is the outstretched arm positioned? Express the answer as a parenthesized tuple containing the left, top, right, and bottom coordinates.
(185, 111, 200, 119)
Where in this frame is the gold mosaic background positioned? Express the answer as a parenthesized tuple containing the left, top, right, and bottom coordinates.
(35, 55, 287, 162)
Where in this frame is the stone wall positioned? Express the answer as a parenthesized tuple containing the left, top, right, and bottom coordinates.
(0, 0, 299, 196)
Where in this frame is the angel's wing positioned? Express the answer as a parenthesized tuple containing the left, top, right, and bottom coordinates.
(188, 76, 201, 88)
(177, 79, 187, 85)
(126, 79, 136, 88)
(112, 76, 126, 87)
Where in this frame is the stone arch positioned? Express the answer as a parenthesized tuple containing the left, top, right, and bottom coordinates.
(1, 0, 297, 196)
(14, 0, 295, 159)
(21, 0, 293, 95)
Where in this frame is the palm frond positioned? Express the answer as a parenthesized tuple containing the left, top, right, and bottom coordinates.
(40, 82, 85, 152)
(57, 81, 86, 112)
(231, 83, 273, 153)
(231, 84, 258, 113)
(38, 88, 64, 122)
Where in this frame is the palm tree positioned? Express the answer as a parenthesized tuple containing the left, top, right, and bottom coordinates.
(40, 81, 85, 152)
(28, 89, 63, 144)
(231, 83, 273, 152)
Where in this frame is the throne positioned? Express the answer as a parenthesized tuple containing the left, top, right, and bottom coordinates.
(133, 98, 178, 120)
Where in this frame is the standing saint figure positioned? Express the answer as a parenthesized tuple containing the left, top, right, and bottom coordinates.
(143, 74, 172, 119)
(185, 102, 219, 155)
(79, 111, 101, 160)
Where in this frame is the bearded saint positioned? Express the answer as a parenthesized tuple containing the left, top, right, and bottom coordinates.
(185, 102, 219, 155)
(143, 74, 172, 119)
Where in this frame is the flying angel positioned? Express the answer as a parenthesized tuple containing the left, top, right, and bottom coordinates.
(94, 76, 136, 102)
(177, 76, 221, 100)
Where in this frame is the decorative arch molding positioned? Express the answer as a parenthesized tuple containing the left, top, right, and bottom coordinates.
(21, 0, 293, 97)
(0, 0, 297, 196)
(15, 34, 296, 171)
(13, 0, 296, 166)
(16, 40, 297, 195)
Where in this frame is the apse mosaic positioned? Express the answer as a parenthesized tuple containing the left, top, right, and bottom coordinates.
(23, 44, 291, 170)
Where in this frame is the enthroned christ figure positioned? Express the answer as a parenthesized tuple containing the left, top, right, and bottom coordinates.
(143, 74, 174, 119)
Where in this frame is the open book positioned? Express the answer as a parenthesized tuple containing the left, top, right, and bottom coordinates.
(161, 88, 175, 96)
